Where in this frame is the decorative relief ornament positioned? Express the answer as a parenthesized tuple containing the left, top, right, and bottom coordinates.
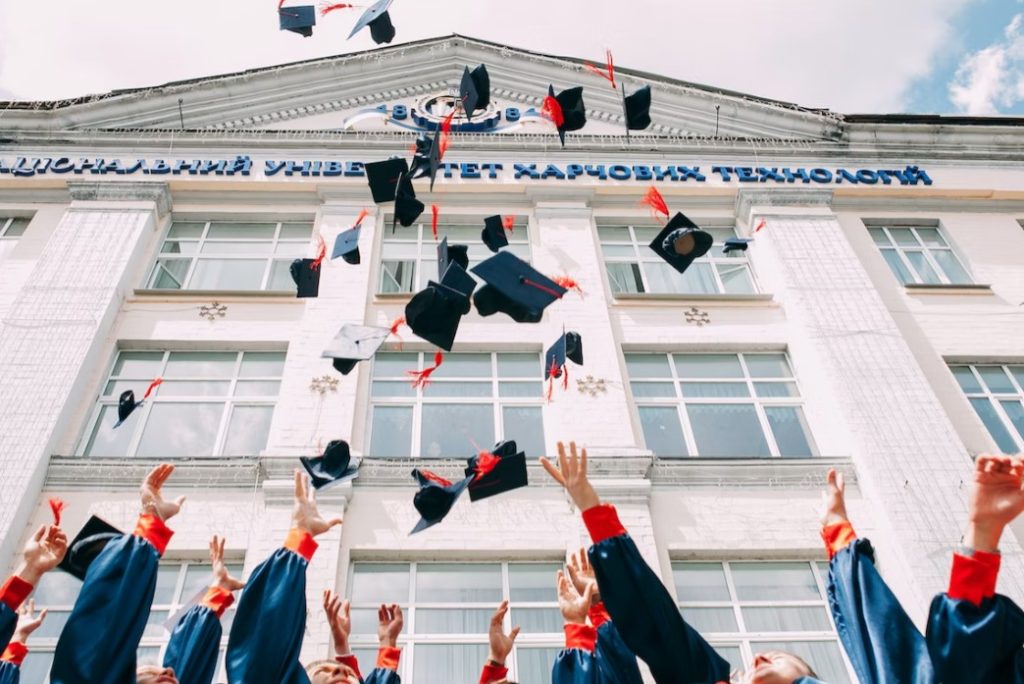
(310, 375, 339, 395)
(684, 306, 711, 327)
(576, 375, 608, 397)
(198, 302, 227, 321)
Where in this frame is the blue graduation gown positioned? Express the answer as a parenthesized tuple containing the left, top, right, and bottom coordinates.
(0, 608, 14, 658)
(336, 648, 402, 684)
(552, 624, 600, 684)
(0, 577, 33, 654)
(363, 665, 402, 684)
(583, 505, 731, 684)
(164, 593, 228, 684)
(0, 661, 17, 684)
(51, 516, 171, 684)
(591, 607, 643, 684)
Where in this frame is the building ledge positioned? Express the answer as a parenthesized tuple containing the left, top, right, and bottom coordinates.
(904, 284, 992, 295)
(612, 293, 776, 306)
(131, 288, 299, 300)
(650, 456, 855, 488)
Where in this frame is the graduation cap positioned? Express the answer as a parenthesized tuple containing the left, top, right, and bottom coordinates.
(322, 324, 390, 375)
(290, 258, 322, 298)
(543, 85, 587, 147)
(348, 0, 396, 44)
(411, 469, 473, 534)
(723, 237, 751, 254)
(437, 237, 469, 279)
(332, 227, 361, 265)
(58, 516, 123, 581)
(394, 174, 425, 231)
(460, 64, 491, 121)
(481, 215, 509, 253)
(279, 3, 316, 36)
(464, 442, 528, 502)
(471, 251, 567, 323)
(114, 378, 162, 428)
(649, 212, 714, 275)
(545, 331, 583, 380)
(622, 84, 652, 134)
(366, 158, 408, 204)
(407, 134, 434, 181)
(405, 262, 476, 351)
(300, 440, 358, 490)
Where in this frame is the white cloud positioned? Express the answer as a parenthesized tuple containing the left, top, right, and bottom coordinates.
(949, 13, 1024, 114)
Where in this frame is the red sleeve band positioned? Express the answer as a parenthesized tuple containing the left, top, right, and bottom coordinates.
(582, 504, 627, 544)
(1, 642, 27, 666)
(0, 576, 33, 613)
(337, 654, 362, 680)
(821, 521, 857, 561)
(134, 514, 174, 557)
(479, 662, 509, 684)
(283, 528, 318, 561)
(200, 585, 235, 617)
(588, 601, 610, 630)
(564, 622, 597, 652)
(948, 550, 1001, 607)
(376, 646, 401, 671)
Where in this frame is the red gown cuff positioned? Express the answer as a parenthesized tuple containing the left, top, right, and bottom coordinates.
(564, 622, 598, 652)
(948, 550, 1001, 606)
(821, 521, 857, 561)
(479, 662, 509, 683)
(337, 654, 362, 680)
(283, 528, 318, 561)
(376, 646, 401, 671)
(0, 576, 33, 612)
(134, 514, 174, 556)
(1, 642, 27, 666)
(582, 504, 627, 544)
(588, 601, 610, 629)
(200, 585, 235, 617)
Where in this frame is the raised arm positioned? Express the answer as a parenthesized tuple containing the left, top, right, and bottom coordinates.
(540, 442, 730, 684)
(479, 600, 519, 684)
(0, 525, 65, 654)
(550, 567, 600, 684)
(927, 455, 1024, 683)
(0, 600, 47, 684)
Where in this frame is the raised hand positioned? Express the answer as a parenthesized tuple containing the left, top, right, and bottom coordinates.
(821, 468, 849, 526)
(539, 441, 600, 511)
(323, 590, 352, 655)
(18, 525, 68, 586)
(566, 548, 600, 607)
(140, 464, 185, 522)
(967, 455, 1024, 553)
(487, 600, 520, 666)
(557, 569, 594, 625)
(377, 604, 404, 648)
(292, 470, 343, 537)
(12, 599, 47, 645)
(209, 536, 245, 592)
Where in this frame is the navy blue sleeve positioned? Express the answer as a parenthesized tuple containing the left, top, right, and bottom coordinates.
(0, 661, 18, 684)
(50, 531, 163, 684)
(594, 620, 643, 684)
(927, 592, 1024, 683)
(585, 505, 730, 684)
(363, 668, 402, 684)
(827, 537, 934, 684)
(552, 648, 599, 684)
(0, 607, 15, 656)
(164, 604, 223, 684)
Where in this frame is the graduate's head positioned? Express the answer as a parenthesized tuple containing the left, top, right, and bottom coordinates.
(135, 665, 179, 684)
(305, 659, 360, 684)
(743, 650, 817, 683)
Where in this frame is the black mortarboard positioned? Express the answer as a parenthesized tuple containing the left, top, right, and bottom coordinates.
(460, 64, 491, 121)
(114, 378, 162, 428)
(437, 237, 469, 280)
(471, 251, 566, 323)
(322, 324, 390, 375)
(481, 215, 509, 253)
(365, 158, 408, 204)
(58, 516, 123, 581)
(332, 226, 361, 265)
(394, 174, 425, 231)
(723, 237, 751, 254)
(408, 134, 433, 180)
(348, 0, 395, 44)
(411, 469, 473, 534)
(545, 331, 583, 379)
(405, 263, 476, 351)
(649, 212, 714, 275)
(623, 85, 652, 132)
(464, 445, 528, 502)
(300, 440, 358, 490)
(290, 258, 321, 298)
(549, 85, 587, 147)
(279, 4, 316, 36)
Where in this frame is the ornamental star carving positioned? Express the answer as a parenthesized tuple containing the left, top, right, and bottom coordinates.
(576, 375, 608, 397)
(310, 375, 339, 395)
(198, 302, 227, 321)
(684, 306, 711, 326)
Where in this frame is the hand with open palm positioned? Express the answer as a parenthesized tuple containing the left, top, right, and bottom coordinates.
(12, 599, 47, 645)
(487, 600, 520, 666)
(292, 470, 343, 537)
(967, 455, 1024, 553)
(140, 464, 186, 522)
(557, 569, 594, 625)
(209, 536, 245, 592)
(17, 525, 67, 586)
(821, 468, 850, 527)
(540, 441, 600, 512)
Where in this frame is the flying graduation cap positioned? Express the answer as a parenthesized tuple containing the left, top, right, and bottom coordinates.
(322, 324, 390, 375)
(437, 237, 469, 278)
(332, 209, 369, 266)
(300, 439, 358, 490)
(58, 516, 123, 581)
(410, 469, 473, 534)
(114, 378, 163, 428)
(545, 331, 583, 380)
(279, 1, 316, 36)
(650, 212, 714, 275)
(481, 215, 509, 253)
(622, 85, 652, 135)
(405, 261, 476, 351)
(394, 174, 425, 231)
(347, 0, 396, 44)
(542, 85, 587, 147)
(365, 159, 424, 232)
(459, 64, 491, 121)
(464, 440, 528, 502)
(471, 251, 567, 323)
(723, 237, 751, 254)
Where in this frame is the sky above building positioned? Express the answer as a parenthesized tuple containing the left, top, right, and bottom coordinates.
(0, 0, 1021, 116)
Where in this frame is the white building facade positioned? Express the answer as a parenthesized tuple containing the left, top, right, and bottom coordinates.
(1, 35, 1024, 683)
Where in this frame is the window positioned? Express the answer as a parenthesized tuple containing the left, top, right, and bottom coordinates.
(673, 560, 852, 684)
(0, 217, 30, 260)
(369, 352, 545, 458)
(147, 220, 314, 292)
(22, 558, 242, 684)
(626, 352, 816, 458)
(868, 225, 971, 285)
(347, 562, 563, 684)
(81, 350, 285, 458)
(598, 222, 755, 296)
(379, 218, 529, 294)
(950, 364, 1024, 454)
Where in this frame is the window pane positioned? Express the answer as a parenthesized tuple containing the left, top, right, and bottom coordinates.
(222, 405, 274, 455)
(880, 249, 914, 284)
(754, 382, 799, 398)
(240, 352, 286, 377)
(745, 354, 792, 378)
(200, 241, 274, 256)
(731, 562, 819, 601)
(280, 222, 314, 239)
(21, 652, 53, 682)
(675, 354, 744, 379)
(372, 381, 417, 398)
(351, 564, 410, 603)
(34, 610, 72, 639)
(137, 646, 163, 667)
(497, 353, 542, 377)
(431, 354, 491, 378)
(183, 564, 216, 601)
(517, 648, 563, 683)
(84, 405, 135, 456)
(889, 228, 918, 245)
(511, 607, 563, 633)
(931, 250, 971, 284)
(234, 380, 281, 396)
(498, 381, 543, 398)
(915, 228, 945, 246)
(150, 259, 190, 289)
(136, 403, 224, 457)
(951, 366, 982, 393)
(415, 564, 501, 602)
(673, 563, 730, 601)
(639, 406, 688, 457)
(718, 264, 755, 294)
(423, 382, 492, 398)
(1009, 366, 1024, 389)
(206, 222, 276, 239)
(159, 380, 232, 397)
(681, 382, 750, 398)
(904, 251, 941, 284)
(415, 609, 492, 634)
(267, 260, 295, 291)
(165, 352, 237, 378)
(978, 367, 1016, 393)
(351, 609, 385, 635)
(161, 240, 198, 255)
(677, 263, 718, 294)
(112, 352, 164, 378)
(597, 226, 631, 241)
(970, 398, 1020, 454)
(630, 382, 677, 398)
(710, 645, 742, 674)
(34, 573, 82, 605)
(754, 641, 850, 684)
(607, 263, 644, 294)
(868, 227, 891, 245)
(999, 401, 1024, 441)
(743, 606, 831, 632)
(4, 218, 29, 236)
(687, 404, 770, 457)
(501, 406, 544, 456)
(412, 644, 488, 684)
(421, 404, 493, 458)
(681, 607, 738, 632)
(509, 564, 561, 601)
(169, 222, 205, 239)
(625, 354, 672, 378)
(369, 406, 413, 457)
(380, 260, 416, 293)
(644, 262, 689, 294)
(189, 259, 267, 290)
(374, 353, 419, 377)
(153, 565, 181, 603)
(765, 406, 815, 457)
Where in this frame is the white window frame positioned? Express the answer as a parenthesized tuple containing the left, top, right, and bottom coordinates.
(146, 219, 315, 292)
(951, 363, 1024, 453)
(597, 220, 757, 296)
(346, 561, 564, 683)
(627, 352, 817, 458)
(78, 349, 285, 458)
(368, 351, 546, 458)
(867, 224, 972, 285)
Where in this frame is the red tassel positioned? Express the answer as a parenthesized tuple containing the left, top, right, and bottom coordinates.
(754, 218, 767, 233)
(431, 205, 440, 241)
(420, 470, 453, 488)
(354, 208, 369, 227)
(407, 350, 444, 389)
(522, 278, 565, 300)
(439, 109, 455, 159)
(583, 50, 616, 89)
(311, 233, 327, 270)
(541, 96, 565, 128)
(546, 375, 554, 402)
(49, 498, 65, 526)
(474, 451, 501, 478)
(562, 363, 569, 391)
(319, 2, 355, 16)
(502, 215, 515, 233)
(388, 316, 405, 350)
(142, 377, 163, 400)
(553, 276, 584, 298)
(640, 187, 670, 222)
